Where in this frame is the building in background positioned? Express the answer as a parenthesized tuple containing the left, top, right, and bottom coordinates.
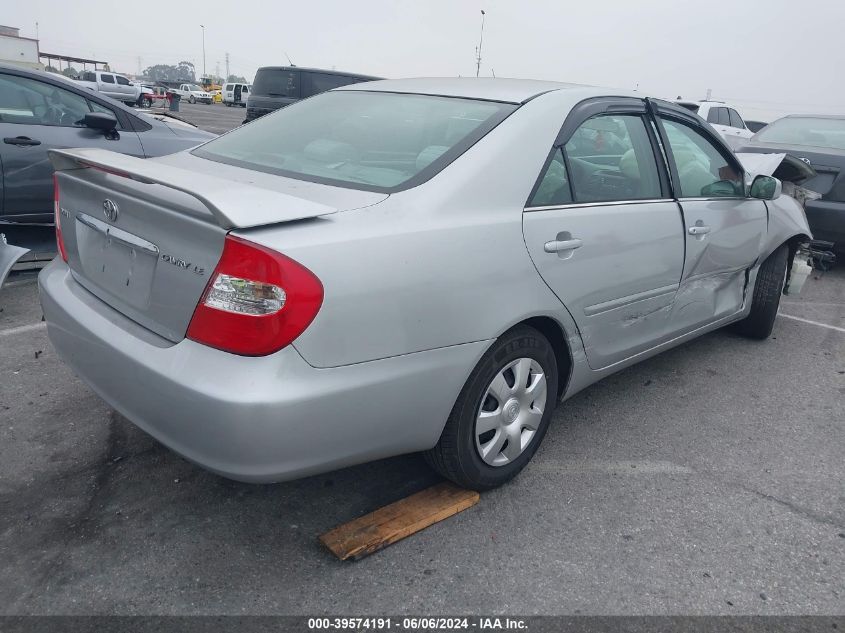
(0, 25, 42, 70)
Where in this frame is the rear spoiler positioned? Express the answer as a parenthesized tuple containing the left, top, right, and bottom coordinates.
(49, 148, 337, 229)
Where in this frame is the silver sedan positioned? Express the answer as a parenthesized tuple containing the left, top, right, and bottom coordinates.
(39, 78, 811, 490)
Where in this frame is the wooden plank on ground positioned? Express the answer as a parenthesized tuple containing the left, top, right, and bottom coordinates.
(319, 482, 480, 561)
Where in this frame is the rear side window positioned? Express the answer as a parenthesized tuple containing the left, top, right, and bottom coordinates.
(729, 109, 744, 129)
(660, 119, 744, 197)
(101, 74, 115, 84)
(308, 73, 354, 94)
(563, 114, 663, 203)
(717, 108, 730, 126)
(528, 148, 572, 207)
(194, 91, 515, 192)
(252, 69, 299, 98)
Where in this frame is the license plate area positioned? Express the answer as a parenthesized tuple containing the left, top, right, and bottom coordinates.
(75, 213, 159, 309)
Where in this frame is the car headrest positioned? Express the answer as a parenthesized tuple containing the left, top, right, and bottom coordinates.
(416, 145, 449, 170)
(303, 139, 358, 163)
(619, 149, 639, 180)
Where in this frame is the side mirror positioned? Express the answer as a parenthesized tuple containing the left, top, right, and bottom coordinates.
(81, 112, 117, 133)
(750, 174, 782, 200)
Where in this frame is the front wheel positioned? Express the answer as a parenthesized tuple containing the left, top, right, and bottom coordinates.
(735, 244, 789, 339)
(425, 326, 558, 490)
(188, 95, 196, 104)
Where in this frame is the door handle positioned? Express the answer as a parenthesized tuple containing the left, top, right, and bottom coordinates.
(688, 225, 711, 236)
(544, 238, 583, 253)
(3, 136, 41, 146)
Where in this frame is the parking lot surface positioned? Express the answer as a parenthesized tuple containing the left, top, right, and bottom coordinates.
(1, 256, 842, 615)
(161, 102, 246, 135)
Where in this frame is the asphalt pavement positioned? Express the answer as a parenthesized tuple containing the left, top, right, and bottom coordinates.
(0, 257, 842, 614)
(162, 101, 247, 135)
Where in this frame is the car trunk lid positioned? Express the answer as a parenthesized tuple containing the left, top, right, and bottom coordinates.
(50, 148, 385, 343)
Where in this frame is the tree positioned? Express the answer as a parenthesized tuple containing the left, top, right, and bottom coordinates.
(227, 74, 247, 84)
(45, 65, 60, 74)
(61, 67, 78, 78)
(143, 61, 196, 83)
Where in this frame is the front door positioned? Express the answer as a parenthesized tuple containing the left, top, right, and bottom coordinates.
(0, 72, 143, 223)
(522, 101, 685, 369)
(654, 108, 767, 333)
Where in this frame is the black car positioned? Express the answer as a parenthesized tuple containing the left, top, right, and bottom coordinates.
(736, 114, 845, 251)
(244, 66, 381, 123)
(745, 120, 768, 133)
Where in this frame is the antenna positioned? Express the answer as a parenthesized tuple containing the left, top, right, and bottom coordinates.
(475, 10, 486, 78)
(285, 51, 295, 67)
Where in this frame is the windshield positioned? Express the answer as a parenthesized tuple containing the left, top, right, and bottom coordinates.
(186, 84, 202, 92)
(193, 91, 516, 192)
(754, 116, 845, 150)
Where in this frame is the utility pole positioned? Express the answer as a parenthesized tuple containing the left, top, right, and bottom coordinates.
(200, 25, 206, 79)
(137, 56, 142, 76)
(475, 9, 486, 78)
(225, 52, 230, 81)
(215, 61, 220, 81)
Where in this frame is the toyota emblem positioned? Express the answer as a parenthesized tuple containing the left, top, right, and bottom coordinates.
(103, 199, 119, 222)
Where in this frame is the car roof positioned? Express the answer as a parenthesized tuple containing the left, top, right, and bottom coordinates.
(779, 113, 845, 120)
(256, 66, 382, 80)
(339, 77, 628, 104)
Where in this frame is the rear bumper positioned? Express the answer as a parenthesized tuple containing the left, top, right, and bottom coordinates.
(805, 199, 845, 250)
(38, 260, 487, 482)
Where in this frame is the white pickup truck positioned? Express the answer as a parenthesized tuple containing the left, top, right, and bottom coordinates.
(172, 83, 213, 104)
(77, 70, 141, 106)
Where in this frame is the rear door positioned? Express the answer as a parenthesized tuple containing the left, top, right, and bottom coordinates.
(522, 98, 685, 369)
(98, 73, 120, 100)
(651, 101, 766, 333)
(0, 71, 143, 223)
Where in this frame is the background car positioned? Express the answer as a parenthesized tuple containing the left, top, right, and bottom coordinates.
(223, 82, 251, 107)
(745, 120, 769, 133)
(173, 83, 213, 104)
(0, 64, 216, 225)
(41, 79, 810, 491)
(76, 70, 141, 106)
(675, 100, 753, 146)
(244, 66, 380, 122)
(736, 114, 845, 251)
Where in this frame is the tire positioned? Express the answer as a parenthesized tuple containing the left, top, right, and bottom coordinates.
(189, 95, 196, 104)
(424, 326, 558, 490)
(735, 244, 789, 339)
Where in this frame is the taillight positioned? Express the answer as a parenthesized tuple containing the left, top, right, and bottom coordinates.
(53, 175, 68, 262)
(186, 235, 323, 356)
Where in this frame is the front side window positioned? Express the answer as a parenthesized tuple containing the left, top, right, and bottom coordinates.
(116, 75, 130, 86)
(563, 114, 662, 202)
(194, 91, 515, 192)
(0, 73, 91, 126)
(101, 74, 115, 84)
(661, 119, 744, 197)
(252, 69, 299, 98)
(729, 109, 744, 129)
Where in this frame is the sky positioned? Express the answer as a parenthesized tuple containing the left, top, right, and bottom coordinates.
(5, 0, 844, 122)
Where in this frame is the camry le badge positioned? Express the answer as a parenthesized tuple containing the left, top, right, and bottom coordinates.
(103, 199, 119, 222)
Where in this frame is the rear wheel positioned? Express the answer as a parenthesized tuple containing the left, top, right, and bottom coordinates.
(425, 326, 558, 490)
(735, 244, 789, 339)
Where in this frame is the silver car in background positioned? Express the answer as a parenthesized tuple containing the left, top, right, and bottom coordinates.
(39, 78, 811, 490)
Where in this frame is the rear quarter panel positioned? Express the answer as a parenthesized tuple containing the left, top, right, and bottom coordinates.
(238, 90, 592, 368)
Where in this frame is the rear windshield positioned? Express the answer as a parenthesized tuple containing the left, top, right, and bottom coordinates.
(252, 69, 298, 98)
(754, 116, 845, 150)
(193, 91, 516, 192)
